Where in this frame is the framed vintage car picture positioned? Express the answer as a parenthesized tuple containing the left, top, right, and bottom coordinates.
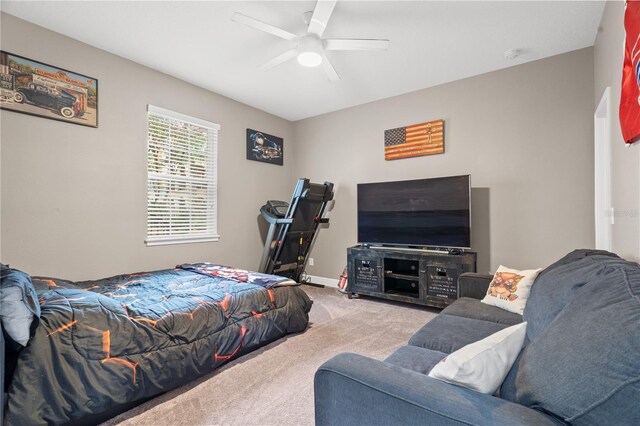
(0, 51, 98, 128)
(246, 128, 283, 165)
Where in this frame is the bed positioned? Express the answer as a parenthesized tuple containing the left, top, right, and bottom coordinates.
(1, 263, 312, 425)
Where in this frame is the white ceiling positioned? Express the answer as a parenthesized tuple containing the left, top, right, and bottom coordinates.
(1, 1, 605, 121)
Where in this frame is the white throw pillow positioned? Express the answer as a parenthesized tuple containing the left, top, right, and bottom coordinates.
(428, 322, 527, 394)
(480, 266, 541, 314)
(0, 286, 35, 346)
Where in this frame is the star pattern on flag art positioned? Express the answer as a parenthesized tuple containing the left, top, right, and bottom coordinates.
(384, 127, 407, 147)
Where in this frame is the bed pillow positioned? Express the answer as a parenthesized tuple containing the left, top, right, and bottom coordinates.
(428, 322, 527, 394)
(481, 266, 541, 314)
(1, 264, 41, 347)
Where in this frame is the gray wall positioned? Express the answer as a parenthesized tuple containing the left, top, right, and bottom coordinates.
(293, 48, 596, 278)
(594, 1, 640, 262)
(0, 13, 295, 280)
(1, 12, 604, 283)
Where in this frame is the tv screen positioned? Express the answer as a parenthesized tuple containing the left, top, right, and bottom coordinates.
(357, 175, 471, 249)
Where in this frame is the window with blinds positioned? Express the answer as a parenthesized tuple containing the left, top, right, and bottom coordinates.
(146, 105, 220, 246)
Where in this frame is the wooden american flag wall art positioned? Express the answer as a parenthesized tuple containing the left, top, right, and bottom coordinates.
(384, 119, 444, 160)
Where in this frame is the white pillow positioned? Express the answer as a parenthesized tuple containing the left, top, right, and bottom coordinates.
(480, 266, 541, 314)
(428, 322, 527, 394)
(0, 286, 35, 346)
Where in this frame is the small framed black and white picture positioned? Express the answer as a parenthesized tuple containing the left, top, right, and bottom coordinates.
(246, 128, 283, 166)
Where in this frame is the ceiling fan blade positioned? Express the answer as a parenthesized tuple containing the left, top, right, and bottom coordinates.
(321, 55, 340, 82)
(232, 12, 298, 41)
(259, 49, 298, 70)
(308, 0, 337, 37)
(325, 39, 390, 51)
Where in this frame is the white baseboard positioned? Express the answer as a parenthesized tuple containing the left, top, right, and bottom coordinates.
(306, 275, 339, 288)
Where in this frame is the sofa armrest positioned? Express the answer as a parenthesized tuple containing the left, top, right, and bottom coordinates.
(459, 272, 494, 299)
(315, 353, 562, 426)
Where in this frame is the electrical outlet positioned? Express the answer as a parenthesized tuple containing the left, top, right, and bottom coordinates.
(309, 258, 314, 266)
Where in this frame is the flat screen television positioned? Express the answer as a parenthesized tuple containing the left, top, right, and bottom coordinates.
(357, 175, 471, 249)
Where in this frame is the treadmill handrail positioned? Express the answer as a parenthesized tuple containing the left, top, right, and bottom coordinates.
(273, 218, 294, 224)
(260, 209, 294, 225)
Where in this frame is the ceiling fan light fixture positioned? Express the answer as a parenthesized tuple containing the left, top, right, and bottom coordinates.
(297, 51, 323, 67)
(297, 36, 323, 67)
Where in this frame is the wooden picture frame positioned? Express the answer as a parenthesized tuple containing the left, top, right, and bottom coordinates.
(0, 51, 98, 128)
(384, 119, 444, 160)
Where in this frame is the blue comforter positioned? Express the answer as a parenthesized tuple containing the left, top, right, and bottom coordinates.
(5, 266, 312, 424)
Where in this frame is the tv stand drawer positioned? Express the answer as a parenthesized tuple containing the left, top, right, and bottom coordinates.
(352, 258, 381, 292)
(426, 266, 459, 300)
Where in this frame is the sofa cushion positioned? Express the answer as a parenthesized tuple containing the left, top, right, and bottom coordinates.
(534, 249, 618, 281)
(384, 345, 446, 375)
(408, 313, 509, 354)
(524, 252, 623, 341)
(442, 297, 522, 326)
(501, 259, 640, 425)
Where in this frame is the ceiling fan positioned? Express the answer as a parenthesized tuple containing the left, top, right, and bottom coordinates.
(231, 0, 389, 82)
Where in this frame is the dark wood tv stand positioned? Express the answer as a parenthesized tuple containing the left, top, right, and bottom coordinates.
(347, 245, 477, 309)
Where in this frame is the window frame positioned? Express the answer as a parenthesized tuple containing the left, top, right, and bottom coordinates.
(145, 104, 220, 246)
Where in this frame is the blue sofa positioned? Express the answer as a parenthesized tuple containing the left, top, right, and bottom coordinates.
(315, 250, 640, 425)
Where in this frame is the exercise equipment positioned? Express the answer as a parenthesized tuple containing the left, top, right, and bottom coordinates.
(259, 178, 334, 282)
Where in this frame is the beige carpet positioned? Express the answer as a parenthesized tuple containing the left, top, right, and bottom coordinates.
(103, 285, 439, 426)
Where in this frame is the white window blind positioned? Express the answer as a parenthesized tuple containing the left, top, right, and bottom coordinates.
(146, 105, 220, 246)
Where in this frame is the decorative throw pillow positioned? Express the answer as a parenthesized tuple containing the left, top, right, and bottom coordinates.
(428, 322, 527, 394)
(481, 266, 541, 314)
